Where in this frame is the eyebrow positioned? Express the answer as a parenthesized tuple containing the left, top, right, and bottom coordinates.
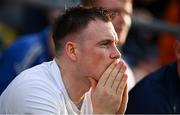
(96, 39, 118, 45)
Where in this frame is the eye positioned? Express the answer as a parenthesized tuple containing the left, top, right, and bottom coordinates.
(100, 41, 117, 49)
(100, 41, 111, 48)
(102, 42, 110, 46)
(98, 40, 115, 48)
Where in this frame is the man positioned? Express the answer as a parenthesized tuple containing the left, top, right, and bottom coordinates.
(80, 0, 135, 90)
(126, 38, 180, 113)
(0, 7, 128, 114)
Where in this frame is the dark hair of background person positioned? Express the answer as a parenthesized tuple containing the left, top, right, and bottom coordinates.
(80, 0, 95, 7)
(52, 6, 115, 54)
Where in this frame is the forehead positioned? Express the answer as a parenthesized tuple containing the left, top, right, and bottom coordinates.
(96, 0, 132, 14)
(81, 20, 118, 43)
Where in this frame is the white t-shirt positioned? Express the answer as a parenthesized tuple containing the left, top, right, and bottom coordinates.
(0, 59, 93, 114)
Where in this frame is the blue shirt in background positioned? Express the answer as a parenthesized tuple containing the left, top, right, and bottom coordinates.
(126, 62, 180, 114)
(0, 28, 52, 94)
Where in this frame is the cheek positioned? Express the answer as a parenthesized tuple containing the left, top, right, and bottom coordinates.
(86, 49, 111, 80)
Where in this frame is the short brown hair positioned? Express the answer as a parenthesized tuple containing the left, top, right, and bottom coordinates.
(52, 6, 114, 54)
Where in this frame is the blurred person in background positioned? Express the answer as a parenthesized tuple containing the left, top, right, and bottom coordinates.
(158, 0, 180, 66)
(81, 0, 132, 45)
(80, 0, 136, 91)
(0, 1, 18, 52)
(0, 2, 64, 94)
(126, 37, 180, 113)
(0, 7, 128, 114)
(122, 0, 179, 82)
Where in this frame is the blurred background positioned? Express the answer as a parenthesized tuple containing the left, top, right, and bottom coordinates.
(0, 0, 179, 83)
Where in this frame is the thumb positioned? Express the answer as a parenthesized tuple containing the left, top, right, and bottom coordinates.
(88, 77, 97, 92)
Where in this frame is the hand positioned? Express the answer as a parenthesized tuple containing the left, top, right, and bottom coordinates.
(116, 83, 128, 114)
(89, 60, 127, 114)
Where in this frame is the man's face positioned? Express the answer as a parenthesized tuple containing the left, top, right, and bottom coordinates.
(77, 20, 121, 81)
(95, 0, 132, 45)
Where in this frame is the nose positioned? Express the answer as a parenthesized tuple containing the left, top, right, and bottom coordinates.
(110, 47, 121, 59)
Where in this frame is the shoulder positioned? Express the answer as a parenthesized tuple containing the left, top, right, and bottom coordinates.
(126, 63, 177, 113)
(133, 63, 176, 91)
(14, 33, 41, 47)
(0, 62, 65, 114)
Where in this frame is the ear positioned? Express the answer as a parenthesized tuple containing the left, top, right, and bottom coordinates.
(175, 40, 180, 60)
(65, 41, 78, 61)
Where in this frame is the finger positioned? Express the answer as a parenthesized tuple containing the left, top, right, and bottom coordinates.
(98, 60, 117, 86)
(105, 61, 123, 88)
(119, 63, 126, 73)
(111, 63, 125, 91)
(117, 74, 127, 95)
(111, 71, 123, 91)
(117, 84, 128, 114)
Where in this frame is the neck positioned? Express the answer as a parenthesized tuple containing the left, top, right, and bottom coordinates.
(55, 57, 91, 102)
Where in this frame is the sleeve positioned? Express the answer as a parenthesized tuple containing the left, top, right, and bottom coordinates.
(5, 77, 63, 114)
